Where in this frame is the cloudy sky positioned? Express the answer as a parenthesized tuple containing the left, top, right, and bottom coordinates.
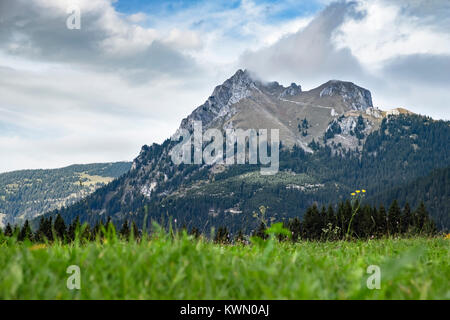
(1, 0, 449, 173)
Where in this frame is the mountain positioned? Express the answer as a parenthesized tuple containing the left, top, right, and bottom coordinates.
(177, 69, 379, 150)
(0, 162, 131, 228)
(47, 70, 450, 231)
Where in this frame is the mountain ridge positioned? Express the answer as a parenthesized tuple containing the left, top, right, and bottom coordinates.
(38, 70, 449, 231)
(0, 162, 132, 227)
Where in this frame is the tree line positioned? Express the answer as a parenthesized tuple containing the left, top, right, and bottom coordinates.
(0, 199, 437, 244)
(213, 199, 437, 243)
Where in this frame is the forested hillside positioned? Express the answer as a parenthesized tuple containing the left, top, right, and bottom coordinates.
(0, 162, 131, 227)
(369, 167, 450, 230)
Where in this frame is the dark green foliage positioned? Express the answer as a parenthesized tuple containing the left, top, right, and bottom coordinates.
(35, 217, 53, 242)
(131, 221, 139, 239)
(324, 120, 342, 141)
(253, 222, 268, 240)
(189, 227, 201, 239)
(18, 220, 33, 241)
(302, 204, 323, 240)
(413, 202, 436, 235)
(54, 214, 66, 240)
(67, 216, 81, 241)
(400, 203, 413, 233)
(299, 117, 309, 136)
(354, 115, 366, 139)
(214, 226, 230, 244)
(1, 199, 438, 243)
(119, 221, 130, 239)
(387, 200, 402, 236)
(375, 205, 387, 236)
(369, 167, 450, 230)
(308, 139, 320, 151)
(4, 223, 13, 237)
(287, 217, 301, 242)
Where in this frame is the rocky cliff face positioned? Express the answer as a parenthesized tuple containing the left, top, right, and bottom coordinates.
(174, 70, 379, 152)
(319, 80, 373, 111)
(178, 70, 256, 133)
(280, 83, 302, 97)
(175, 72, 371, 150)
(177, 70, 307, 134)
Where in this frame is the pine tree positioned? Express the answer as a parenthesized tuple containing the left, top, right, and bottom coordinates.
(68, 216, 81, 241)
(401, 203, 413, 234)
(54, 214, 66, 240)
(45, 217, 54, 241)
(35, 217, 45, 242)
(4, 223, 13, 237)
(387, 200, 402, 236)
(302, 204, 321, 240)
(325, 205, 336, 226)
(376, 205, 387, 236)
(35, 217, 53, 242)
(336, 200, 352, 236)
(18, 220, 33, 241)
(288, 217, 301, 242)
(414, 202, 436, 235)
(355, 205, 373, 238)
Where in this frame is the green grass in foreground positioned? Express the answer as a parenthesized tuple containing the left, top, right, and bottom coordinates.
(0, 233, 449, 300)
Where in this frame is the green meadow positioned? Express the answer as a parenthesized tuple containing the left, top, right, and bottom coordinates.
(0, 232, 448, 300)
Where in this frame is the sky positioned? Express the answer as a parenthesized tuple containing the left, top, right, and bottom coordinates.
(0, 0, 449, 173)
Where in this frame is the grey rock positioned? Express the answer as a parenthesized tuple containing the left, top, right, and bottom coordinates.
(280, 83, 302, 97)
(319, 80, 373, 111)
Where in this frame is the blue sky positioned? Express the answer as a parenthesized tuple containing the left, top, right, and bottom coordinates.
(113, 0, 323, 20)
(0, 0, 449, 172)
(111, 0, 325, 42)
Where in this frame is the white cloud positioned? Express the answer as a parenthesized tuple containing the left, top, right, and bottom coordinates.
(239, 1, 367, 87)
(334, 0, 450, 71)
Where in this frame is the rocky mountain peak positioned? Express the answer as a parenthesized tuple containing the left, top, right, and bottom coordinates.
(319, 80, 373, 111)
(175, 71, 377, 149)
(280, 83, 302, 97)
(177, 69, 257, 133)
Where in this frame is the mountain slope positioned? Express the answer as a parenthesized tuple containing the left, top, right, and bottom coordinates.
(369, 167, 450, 230)
(46, 70, 450, 231)
(0, 162, 131, 227)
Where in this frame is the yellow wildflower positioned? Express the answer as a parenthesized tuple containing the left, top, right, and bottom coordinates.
(351, 193, 356, 196)
(445, 233, 450, 240)
(356, 190, 361, 193)
(29, 244, 47, 251)
(362, 189, 366, 193)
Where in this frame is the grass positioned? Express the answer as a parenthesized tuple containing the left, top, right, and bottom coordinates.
(0, 232, 448, 300)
